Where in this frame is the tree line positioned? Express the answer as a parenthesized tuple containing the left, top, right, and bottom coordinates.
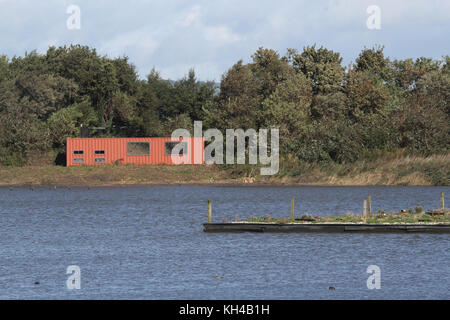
(0, 44, 448, 166)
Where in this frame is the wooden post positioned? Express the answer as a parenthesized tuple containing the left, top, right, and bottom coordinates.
(208, 200, 212, 223)
(368, 195, 372, 216)
(441, 192, 445, 209)
(291, 197, 295, 220)
(363, 200, 367, 216)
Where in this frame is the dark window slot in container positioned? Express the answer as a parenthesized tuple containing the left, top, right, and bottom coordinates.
(127, 142, 150, 156)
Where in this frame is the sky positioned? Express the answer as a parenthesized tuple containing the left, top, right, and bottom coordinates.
(0, 0, 449, 81)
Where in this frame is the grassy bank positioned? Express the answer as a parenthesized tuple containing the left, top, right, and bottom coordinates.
(0, 154, 448, 187)
(272, 153, 450, 186)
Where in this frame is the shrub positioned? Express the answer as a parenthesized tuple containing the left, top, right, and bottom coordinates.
(415, 206, 424, 214)
(298, 214, 315, 221)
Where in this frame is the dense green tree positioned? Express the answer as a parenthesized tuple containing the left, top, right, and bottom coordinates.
(415, 58, 450, 116)
(0, 80, 49, 164)
(287, 45, 344, 95)
(250, 47, 294, 101)
(345, 68, 389, 119)
(172, 69, 215, 121)
(112, 56, 138, 95)
(355, 46, 389, 77)
(134, 80, 162, 137)
(287, 45, 346, 119)
(48, 104, 83, 148)
(259, 73, 312, 154)
(206, 60, 260, 130)
(391, 57, 440, 92)
(14, 73, 79, 120)
(0, 55, 9, 83)
(394, 95, 449, 154)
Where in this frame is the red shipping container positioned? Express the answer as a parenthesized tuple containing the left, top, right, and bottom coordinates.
(66, 137, 204, 166)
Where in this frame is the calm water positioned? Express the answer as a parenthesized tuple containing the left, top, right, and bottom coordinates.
(0, 185, 449, 299)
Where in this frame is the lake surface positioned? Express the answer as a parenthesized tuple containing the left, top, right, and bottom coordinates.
(0, 185, 449, 299)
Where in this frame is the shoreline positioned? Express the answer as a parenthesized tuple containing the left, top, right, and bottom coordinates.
(0, 181, 445, 188)
(0, 154, 448, 187)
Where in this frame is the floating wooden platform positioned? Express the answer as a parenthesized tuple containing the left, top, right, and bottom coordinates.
(203, 222, 450, 233)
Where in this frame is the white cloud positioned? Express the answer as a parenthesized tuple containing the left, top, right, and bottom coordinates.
(175, 5, 201, 27)
(204, 25, 242, 45)
(99, 29, 160, 58)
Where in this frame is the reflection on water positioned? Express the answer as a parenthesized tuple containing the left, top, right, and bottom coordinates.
(0, 185, 449, 299)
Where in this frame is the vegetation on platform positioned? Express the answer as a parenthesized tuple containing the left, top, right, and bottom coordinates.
(245, 209, 450, 225)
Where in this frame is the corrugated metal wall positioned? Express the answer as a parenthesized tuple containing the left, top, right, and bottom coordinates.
(66, 137, 204, 166)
